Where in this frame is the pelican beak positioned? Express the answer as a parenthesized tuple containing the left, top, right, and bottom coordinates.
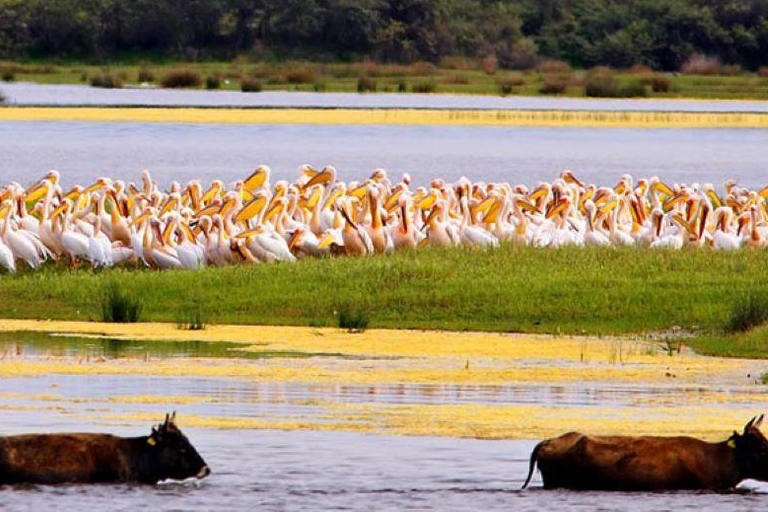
(348, 185, 367, 199)
(598, 199, 619, 217)
(473, 196, 496, 215)
(707, 189, 723, 208)
(515, 199, 539, 214)
(201, 184, 221, 205)
(317, 233, 334, 249)
(416, 192, 437, 210)
(288, 230, 302, 250)
(662, 192, 687, 211)
(384, 190, 404, 213)
(304, 188, 322, 210)
(422, 206, 440, 228)
(263, 201, 283, 222)
(235, 227, 263, 239)
(133, 212, 152, 227)
(483, 200, 502, 224)
(159, 196, 179, 217)
(528, 187, 548, 201)
(50, 202, 69, 219)
(303, 168, 334, 189)
(651, 181, 674, 197)
(545, 199, 568, 219)
(83, 181, 103, 196)
(25, 182, 49, 205)
(219, 197, 237, 217)
(196, 202, 222, 218)
(323, 188, 344, 211)
(244, 167, 269, 191)
(235, 196, 267, 223)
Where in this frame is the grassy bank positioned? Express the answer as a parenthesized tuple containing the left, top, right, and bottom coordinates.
(3, 60, 768, 100)
(0, 245, 765, 337)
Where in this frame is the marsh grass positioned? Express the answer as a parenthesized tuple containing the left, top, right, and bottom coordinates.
(0, 246, 766, 338)
(337, 305, 369, 333)
(100, 282, 142, 323)
(176, 305, 209, 331)
(725, 293, 768, 333)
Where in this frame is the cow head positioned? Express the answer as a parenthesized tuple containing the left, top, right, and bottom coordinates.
(731, 415, 768, 481)
(146, 412, 210, 482)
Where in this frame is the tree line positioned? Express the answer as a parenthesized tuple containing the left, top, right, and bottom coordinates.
(1, 0, 768, 71)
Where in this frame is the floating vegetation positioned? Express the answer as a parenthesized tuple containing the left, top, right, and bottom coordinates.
(3, 107, 768, 128)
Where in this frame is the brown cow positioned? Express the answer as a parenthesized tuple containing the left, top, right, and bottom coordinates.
(0, 413, 210, 485)
(522, 415, 768, 491)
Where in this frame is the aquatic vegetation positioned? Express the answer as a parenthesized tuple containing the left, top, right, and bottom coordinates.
(100, 283, 142, 323)
(3, 107, 768, 128)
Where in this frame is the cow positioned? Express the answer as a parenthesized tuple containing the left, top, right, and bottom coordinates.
(522, 415, 768, 491)
(0, 412, 210, 485)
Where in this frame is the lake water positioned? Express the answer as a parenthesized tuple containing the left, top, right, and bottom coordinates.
(0, 333, 766, 511)
(4, 82, 768, 112)
(2, 121, 768, 189)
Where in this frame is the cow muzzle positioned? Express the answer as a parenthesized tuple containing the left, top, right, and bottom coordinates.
(197, 465, 211, 478)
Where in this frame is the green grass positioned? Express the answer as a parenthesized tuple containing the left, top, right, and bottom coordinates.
(1, 245, 767, 336)
(5, 59, 768, 100)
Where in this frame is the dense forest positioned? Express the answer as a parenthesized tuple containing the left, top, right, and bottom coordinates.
(1, 0, 768, 71)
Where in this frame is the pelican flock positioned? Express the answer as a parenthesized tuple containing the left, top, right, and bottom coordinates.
(0, 167, 763, 273)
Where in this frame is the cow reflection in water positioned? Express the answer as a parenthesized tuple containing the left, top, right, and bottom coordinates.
(0, 412, 210, 485)
(523, 415, 768, 491)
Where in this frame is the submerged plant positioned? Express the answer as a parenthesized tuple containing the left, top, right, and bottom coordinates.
(100, 283, 142, 323)
(177, 306, 209, 331)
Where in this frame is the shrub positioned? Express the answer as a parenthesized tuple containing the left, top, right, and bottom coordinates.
(397, 80, 407, 93)
(444, 74, 469, 85)
(539, 74, 568, 94)
(585, 73, 646, 98)
(0, 91, 5, 104)
(205, 75, 221, 89)
(337, 305, 369, 333)
(411, 80, 436, 93)
(100, 283, 142, 323)
(312, 82, 326, 92)
(720, 64, 742, 76)
(649, 74, 671, 93)
(138, 67, 156, 83)
(286, 69, 316, 84)
(681, 54, 721, 75)
(160, 68, 202, 88)
(80, 72, 88, 82)
(411, 61, 437, 76)
(481, 55, 499, 75)
(628, 64, 653, 75)
(498, 75, 524, 96)
(1, 68, 14, 82)
(357, 75, 376, 92)
(758, 67, 768, 78)
(90, 72, 124, 89)
(241, 76, 263, 92)
(440, 56, 473, 70)
(726, 294, 768, 333)
(536, 59, 571, 75)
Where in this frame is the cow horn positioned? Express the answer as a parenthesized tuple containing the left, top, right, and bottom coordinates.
(756, 414, 765, 428)
(746, 416, 757, 430)
(170, 411, 177, 423)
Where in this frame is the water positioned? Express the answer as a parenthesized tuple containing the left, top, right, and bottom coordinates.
(0, 335, 767, 510)
(2, 121, 768, 189)
(4, 82, 768, 112)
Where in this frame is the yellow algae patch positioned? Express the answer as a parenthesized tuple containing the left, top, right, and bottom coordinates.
(0, 357, 746, 386)
(0, 319, 732, 366)
(2, 107, 768, 128)
(77, 404, 756, 441)
(89, 412, 374, 434)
